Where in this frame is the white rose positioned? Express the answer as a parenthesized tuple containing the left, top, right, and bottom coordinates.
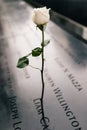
(32, 7, 50, 25)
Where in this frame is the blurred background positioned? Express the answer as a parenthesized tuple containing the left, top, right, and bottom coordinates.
(25, 0, 87, 26)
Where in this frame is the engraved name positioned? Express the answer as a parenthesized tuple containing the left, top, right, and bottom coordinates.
(55, 57, 83, 92)
(8, 96, 22, 130)
(44, 68, 82, 130)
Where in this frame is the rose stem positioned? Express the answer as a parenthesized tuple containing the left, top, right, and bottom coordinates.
(41, 25, 45, 119)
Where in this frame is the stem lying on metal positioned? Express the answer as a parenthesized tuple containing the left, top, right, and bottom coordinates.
(41, 26, 45, 119)
(40, 25, 50, 130)
(41, 26, 45, 101)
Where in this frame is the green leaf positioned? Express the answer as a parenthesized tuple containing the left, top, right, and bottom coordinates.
(17, 56, 29, 68)
(42, 40, 50, 47)
(32, 47, 42, 57)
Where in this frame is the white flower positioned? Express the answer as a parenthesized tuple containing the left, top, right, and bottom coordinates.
(32, 7, 50, 25)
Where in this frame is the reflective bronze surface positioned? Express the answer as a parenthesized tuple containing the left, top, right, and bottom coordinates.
(0, 0, 87, 130)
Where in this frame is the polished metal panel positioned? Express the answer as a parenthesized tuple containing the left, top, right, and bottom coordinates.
(0, 0, 87, 130)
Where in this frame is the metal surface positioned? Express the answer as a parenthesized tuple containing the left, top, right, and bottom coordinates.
(0, 0, 87, 130)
